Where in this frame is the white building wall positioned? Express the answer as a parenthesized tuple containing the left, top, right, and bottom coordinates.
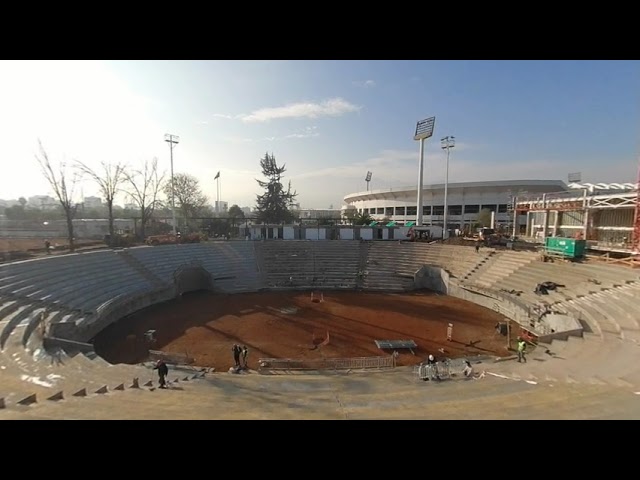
(318, 228, 326, 240)
(360, 228, 373, 240)
(345, 181, 567, 230)
(283, 226, 295, 240)
(398, 227, 411, 238)
(248, 226, 262, 239)
(306, 229, 319, 240)
(340, 228, 354, 240)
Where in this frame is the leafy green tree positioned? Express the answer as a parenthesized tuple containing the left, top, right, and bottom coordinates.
(349, 211, 374, 226)
(477, 208, 493, 228)
(228, 204, 245, 221)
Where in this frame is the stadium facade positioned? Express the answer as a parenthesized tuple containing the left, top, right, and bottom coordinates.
(342, 179, 568, 232)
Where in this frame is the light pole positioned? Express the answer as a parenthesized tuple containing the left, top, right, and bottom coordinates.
(164, 133, 179, 236)
(414, 116, 436, 226)
(365, 171, 372, 191)
(214, 171, 220, 213)
(440, 135, 455, 239)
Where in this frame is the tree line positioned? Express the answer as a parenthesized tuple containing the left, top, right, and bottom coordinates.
(31, 144, 299, 251)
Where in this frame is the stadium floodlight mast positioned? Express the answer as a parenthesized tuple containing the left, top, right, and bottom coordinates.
(568, 172, 582, 184)
(441, 136, 455, 239)
(164, 133, 180, 237)
(414, 116, 436, 226)
(365, 171, 372, 191)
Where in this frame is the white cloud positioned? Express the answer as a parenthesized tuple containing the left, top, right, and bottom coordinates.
(285, 126, 320, 139)
(353, 79, 376, 88)
(230, 127, 321, 142)
(241, 97, 360, 123)
(212, 113, 235, 119)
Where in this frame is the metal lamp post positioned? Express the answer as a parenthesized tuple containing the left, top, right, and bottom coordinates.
(164, 133, 180, 237)
(440, 135, 455, 239)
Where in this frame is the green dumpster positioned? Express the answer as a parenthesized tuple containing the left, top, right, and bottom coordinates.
(544, 237, 586, 259)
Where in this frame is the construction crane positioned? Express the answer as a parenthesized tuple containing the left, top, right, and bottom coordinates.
(632, 157, 640, 253)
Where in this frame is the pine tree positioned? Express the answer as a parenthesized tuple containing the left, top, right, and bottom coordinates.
(255, 152, 297, 224)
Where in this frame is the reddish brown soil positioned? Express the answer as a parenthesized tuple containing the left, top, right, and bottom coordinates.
(94, 291, 515, 370)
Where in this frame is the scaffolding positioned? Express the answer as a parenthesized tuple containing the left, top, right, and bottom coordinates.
(514, 181, 639, 252)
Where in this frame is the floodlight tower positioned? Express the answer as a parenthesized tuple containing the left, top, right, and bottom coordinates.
(440, 135, 455, 239)
(164, 133, 180, 236)
(365, 171, 372, 191)
(414, 116, 436, 226)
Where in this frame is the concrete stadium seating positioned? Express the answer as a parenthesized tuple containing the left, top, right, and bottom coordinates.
(257, 241, 361, 290)
(1, 240, 640, 419)
(127, 242, 262, 293)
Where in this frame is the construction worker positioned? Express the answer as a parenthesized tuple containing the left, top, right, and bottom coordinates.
(517, 338, 527, 363)
(426, 354, 440, 381)
(241, 345, 249, 369)
(153, 359, 169, 389)
(232, 344, 241, 369)
(463, 360, 474, 378)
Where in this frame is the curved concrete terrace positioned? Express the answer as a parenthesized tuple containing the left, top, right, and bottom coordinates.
(1, 241, 640, 419)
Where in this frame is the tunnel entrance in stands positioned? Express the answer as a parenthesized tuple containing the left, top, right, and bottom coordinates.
(174, 264, 213, 295)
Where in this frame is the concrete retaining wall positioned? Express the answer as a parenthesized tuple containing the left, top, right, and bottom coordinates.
(413, 265, 583, 343)
(414, 265, 450, 292)
(537, 314, 583, 342)
(68, 287, 176, 343)
(448, 282, 532, 325)
(43, 336, 94, 354)
(413, 266, 542, 332)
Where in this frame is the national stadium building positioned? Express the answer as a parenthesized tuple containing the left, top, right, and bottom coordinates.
(342, 179, 568, 233)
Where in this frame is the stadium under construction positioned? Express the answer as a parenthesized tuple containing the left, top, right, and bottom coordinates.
(514, 180, 640, 256)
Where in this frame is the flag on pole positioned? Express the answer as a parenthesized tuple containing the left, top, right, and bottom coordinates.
(214, 171, 220, 180)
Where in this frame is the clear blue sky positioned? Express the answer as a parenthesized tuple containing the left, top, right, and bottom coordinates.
(1, 60, 638, 209)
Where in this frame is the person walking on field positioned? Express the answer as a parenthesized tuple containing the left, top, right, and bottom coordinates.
(241, 345, 249, 369)
(153, 359, 169, 389)
(517, 338, 527, 363)
(232, 344, 241, 368)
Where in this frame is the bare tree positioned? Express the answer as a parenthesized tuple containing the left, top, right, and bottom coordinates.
(162, 173, 208, 229)
(76, 160, 126, 239)
(35, 140, 80, 251)
(123, 158, 165, 239)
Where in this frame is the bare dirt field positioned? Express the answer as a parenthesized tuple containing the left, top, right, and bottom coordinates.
(0, 237, 71, 252)
(0, 237, 105, 261)
(94, 290, 515, 371)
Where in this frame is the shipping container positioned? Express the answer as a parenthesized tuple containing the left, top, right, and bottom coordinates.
(544, 237, 586, 258)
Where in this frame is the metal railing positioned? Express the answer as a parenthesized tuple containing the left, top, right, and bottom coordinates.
(257, 355, 396, 371)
